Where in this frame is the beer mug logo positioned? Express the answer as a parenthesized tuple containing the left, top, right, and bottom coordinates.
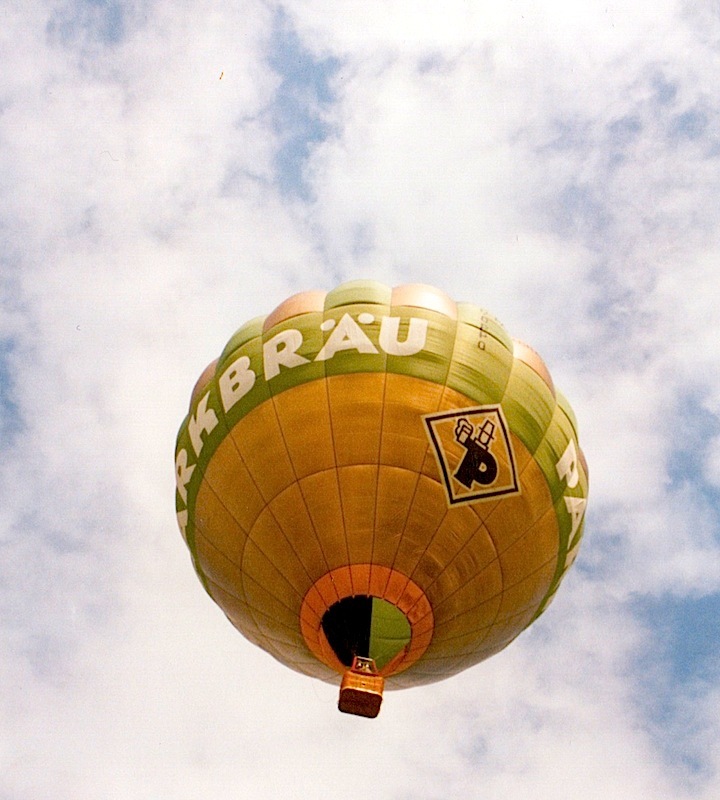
(423, 405, 520, 505)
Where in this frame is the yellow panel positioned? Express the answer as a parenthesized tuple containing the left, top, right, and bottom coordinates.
(508, 432, 534, 474)
(328, 372, 385, 466)
(497, 507, 559, 588)
(425, 624, 496, 661)
(241, 537, 303, 624)
(495, 559, 557, 623)
(249, 630, 308, 666)
(268, 482, 330, 580)
(429, 563, 504, 639)
(483, 456, 556, 556)
(241, 565, 300, 644)
(426, 637, 501, 678)
(476, 613, 536, 657)
(432, 607, 504, 663)
(421, 522, 498, 607)
(194, 479, 248, 563)
(408, 501, 482, 588)
(297, 469, 349, 570)
(338, 464, 377, 565)
(392, 475, 449, 578)
(201, 434, 265, 533)
(229, 401, 296, 502)
(380, 374, 443, 471)
(271, 380, 336, 479)
(372, 465, 422, 566)
(247, 506, 313, 597)
(195, 531, 247, 604)
(206, 579, 268, 648)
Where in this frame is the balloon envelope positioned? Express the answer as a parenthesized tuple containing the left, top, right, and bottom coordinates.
(175, 281, 588, 689)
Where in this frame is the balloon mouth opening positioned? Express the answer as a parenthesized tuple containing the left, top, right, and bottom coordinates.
(321, 595, 411, 671)
(299, 565, 434, 678)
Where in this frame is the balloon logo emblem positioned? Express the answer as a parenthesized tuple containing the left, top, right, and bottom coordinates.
(423, 405, 520, 505)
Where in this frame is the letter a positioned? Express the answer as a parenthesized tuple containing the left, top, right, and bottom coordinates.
(556, 439, 579, 488)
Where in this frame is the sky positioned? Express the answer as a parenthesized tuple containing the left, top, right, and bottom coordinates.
(1, 1, 720, 797)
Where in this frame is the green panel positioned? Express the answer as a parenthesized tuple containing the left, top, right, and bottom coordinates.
(502, 359, 556, 455)
(533, 404, 587, 505)
(218, 316, 265, 372)
(263, 311, 326, 395)
(216, 334, 271, 427)
(174, 377, 234, 593)
(528, 400, 589, 623)
(456, 302, 514, 352)
(385, 307, 456, 386)
(321, 302, 389, 377)
(369, 598, 411, 670)
(446, 319, 514, 404)
(184, 372, 228, 473)
(555, 389, 579, 441)
(324, 280, 392, 309)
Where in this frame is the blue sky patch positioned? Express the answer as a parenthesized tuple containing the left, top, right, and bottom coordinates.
(633, 592, 720, 777)
(0, 339, 21, 448)
(267, 10, 340, 199)
(670, 108, 709, 141)
(47, 0, 125, 47)
(667, 393, 720, 514)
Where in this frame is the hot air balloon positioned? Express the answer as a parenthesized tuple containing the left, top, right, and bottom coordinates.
(175, 281, 588, 717)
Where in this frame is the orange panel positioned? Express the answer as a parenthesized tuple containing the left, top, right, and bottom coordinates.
(391, 283, 457, 319)
(189, 359, 218, 411)
(352, 562, 372, 596)
(315, 574, 341, 608)
(330, 565, 354, 599)
(262, 290, 326, 332)
(512, 339, 556, 396)
(300, 585, 325, 624)
(299, 565, 435, 678)
(369, 564, 391, 597)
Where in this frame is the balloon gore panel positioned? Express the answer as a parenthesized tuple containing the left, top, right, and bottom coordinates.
(175, 281, 588, 688)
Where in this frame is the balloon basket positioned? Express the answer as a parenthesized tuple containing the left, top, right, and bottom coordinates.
(338, 657, 384, 718)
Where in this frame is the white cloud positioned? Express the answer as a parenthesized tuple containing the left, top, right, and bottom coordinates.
(2, 1, 720, 797)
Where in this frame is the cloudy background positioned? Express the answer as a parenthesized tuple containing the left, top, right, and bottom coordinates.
(1, 1, 720, 797)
